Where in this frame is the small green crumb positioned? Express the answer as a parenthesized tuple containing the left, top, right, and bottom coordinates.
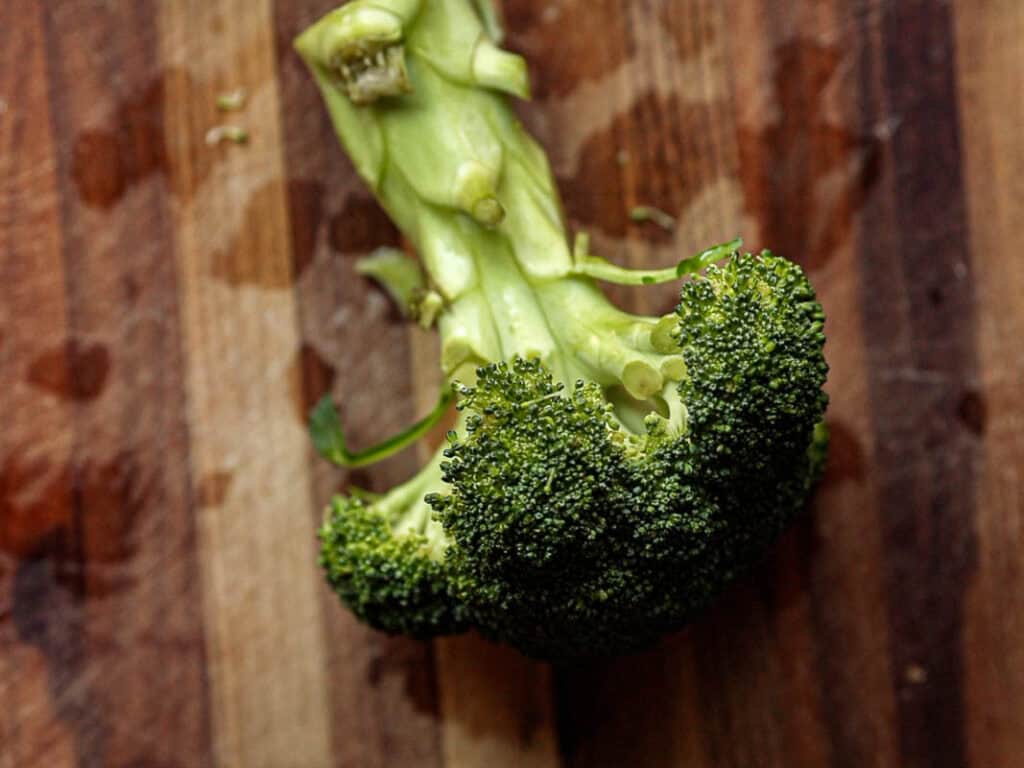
(629, 205, 676, 231)
(205, 125, 250, 146)
(216, 88, 248, 111)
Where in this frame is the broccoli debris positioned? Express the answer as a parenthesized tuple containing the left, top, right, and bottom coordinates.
(297, 0, 829, 660)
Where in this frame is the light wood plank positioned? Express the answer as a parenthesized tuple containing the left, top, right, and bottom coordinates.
(158, 2, 333, 765)
(953, 3, 1024, 766)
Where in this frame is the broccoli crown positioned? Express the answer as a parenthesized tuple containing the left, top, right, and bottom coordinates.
(427, 254, 827, 659)
(298, 0, 830, 660)
(319, 459, 469, 638)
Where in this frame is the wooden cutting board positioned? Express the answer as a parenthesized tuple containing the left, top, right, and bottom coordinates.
(2, 1, 1022, 767)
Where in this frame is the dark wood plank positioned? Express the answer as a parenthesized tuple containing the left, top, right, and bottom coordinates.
(0, 2, 214, 766)
(0, 3, 80, 766)
(857, 3, 979, 766)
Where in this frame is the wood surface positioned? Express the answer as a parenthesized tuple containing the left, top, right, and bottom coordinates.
(1, 1, 1022, 767)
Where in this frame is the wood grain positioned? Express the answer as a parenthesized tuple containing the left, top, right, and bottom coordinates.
(4, 2, 214, 767)
(858, 4, 980, 766)
(0, 4, 80, 766)
(157, 1, 334, 766)
(2, 1, 1023, 767)
(953, 2, 1024, 766)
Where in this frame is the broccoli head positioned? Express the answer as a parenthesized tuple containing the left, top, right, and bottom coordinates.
(298, 0, 829, 660)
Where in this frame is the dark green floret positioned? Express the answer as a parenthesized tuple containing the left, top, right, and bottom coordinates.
(422, 255, 828, 659)
(320, 490, 469, 638)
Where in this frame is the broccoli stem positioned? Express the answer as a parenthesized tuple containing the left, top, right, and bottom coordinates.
(385, 441, 454, 557)
(572, 237, 744, 286)
(298, 0, 703, 438)
(310, 388, 454, 467)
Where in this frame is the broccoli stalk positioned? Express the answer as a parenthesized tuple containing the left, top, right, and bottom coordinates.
(298, 0, 829, 659)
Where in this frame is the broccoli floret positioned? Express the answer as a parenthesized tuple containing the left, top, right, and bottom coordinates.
(428, 255, 827, 659)
(297, 0, 829, 660)
(319, 447, 469, 638)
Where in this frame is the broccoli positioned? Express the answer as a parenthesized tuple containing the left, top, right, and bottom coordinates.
(297, 0, 829, 660)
